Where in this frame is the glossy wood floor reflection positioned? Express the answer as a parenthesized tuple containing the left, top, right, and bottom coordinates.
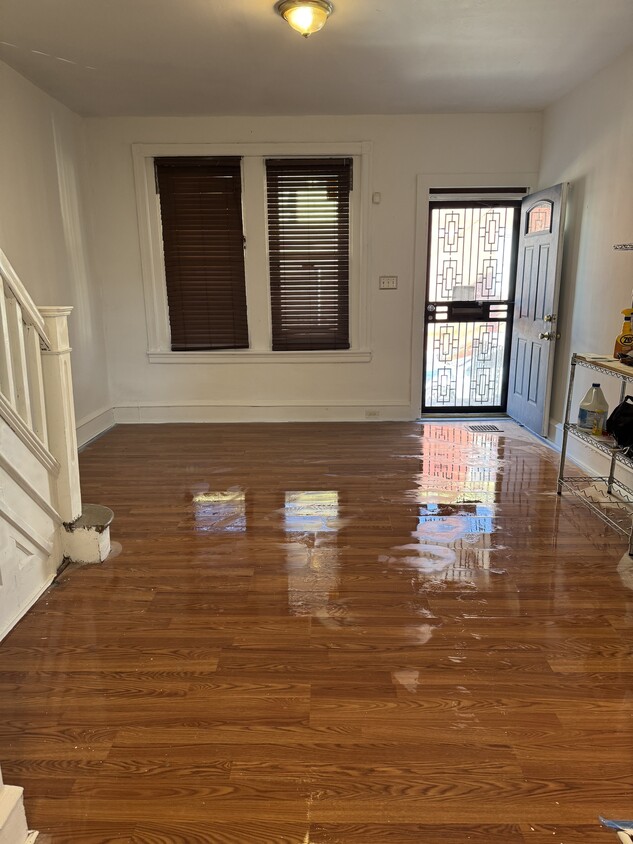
(2, 422, 633, 843)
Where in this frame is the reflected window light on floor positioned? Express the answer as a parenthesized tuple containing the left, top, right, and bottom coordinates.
(284, 491, 341, 619)
(192, 490, 246, 532)
(401, 428, 509, 581)
(417, 426, 501, 504)
(417, 503, 494, 538)
(284, 491, 339, 533)
(415, 504, 495, 580)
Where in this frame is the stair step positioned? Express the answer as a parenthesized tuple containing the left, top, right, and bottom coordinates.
(63, 504, 114, 564)
(64, 503, 114, 532)
(0, 785, 28, 844)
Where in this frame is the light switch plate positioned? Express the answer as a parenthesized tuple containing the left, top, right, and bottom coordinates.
(379, 276, 398, 290)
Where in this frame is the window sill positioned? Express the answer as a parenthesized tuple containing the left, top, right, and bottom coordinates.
(147, 350, 372, 365)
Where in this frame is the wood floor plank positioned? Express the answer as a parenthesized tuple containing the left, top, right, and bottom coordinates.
(35, 827, 133, 843)
(132, 820, 309, 843)
(1, 421, 631, 840)
(310, 824, 526, 843)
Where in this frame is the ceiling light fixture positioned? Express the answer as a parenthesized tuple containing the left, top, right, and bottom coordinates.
(276, 0, 333, 37)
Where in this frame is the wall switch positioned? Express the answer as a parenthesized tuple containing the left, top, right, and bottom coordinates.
(379, 276, 398, 290)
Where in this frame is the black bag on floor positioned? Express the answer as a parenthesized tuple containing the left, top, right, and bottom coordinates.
(606, 396, 633, 451)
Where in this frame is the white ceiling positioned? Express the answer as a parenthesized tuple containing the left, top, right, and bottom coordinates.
(1, 0, 632, 117)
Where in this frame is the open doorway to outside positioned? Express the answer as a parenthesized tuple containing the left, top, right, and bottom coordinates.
(422, 190, 524, 413)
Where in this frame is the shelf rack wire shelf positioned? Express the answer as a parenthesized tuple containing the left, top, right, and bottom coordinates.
(558, 353, 633, 554)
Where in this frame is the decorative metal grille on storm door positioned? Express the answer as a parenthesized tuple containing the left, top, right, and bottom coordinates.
(423, 200, 520, 412)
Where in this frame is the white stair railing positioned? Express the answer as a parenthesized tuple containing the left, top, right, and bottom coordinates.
(0, 248, 82, 525)
(0, 250, 51, 450)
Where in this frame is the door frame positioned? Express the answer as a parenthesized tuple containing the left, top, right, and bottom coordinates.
(410, 171, 538, 419)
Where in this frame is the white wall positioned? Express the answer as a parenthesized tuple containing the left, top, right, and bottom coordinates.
(0, 61, 111, 437)
(3, 47, 631, 430)
(85, 113, 542, 422)
(539, 46, 633, 433)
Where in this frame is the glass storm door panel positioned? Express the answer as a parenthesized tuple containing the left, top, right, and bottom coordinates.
(423, 202, 520, 412)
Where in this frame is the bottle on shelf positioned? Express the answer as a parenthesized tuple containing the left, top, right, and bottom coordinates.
(577, 383, 609, 435)
(614, 308, 633, 357)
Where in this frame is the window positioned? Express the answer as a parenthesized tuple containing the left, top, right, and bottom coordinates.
(266, 158, 352, 351)
(526, 201, 553, 234)
(133, 142, 370, 363)
(155, 157, 248, 351)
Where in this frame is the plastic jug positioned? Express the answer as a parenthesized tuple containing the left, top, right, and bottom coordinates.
(577, 383, 609, 435)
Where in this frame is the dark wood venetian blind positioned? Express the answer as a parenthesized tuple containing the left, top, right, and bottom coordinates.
(155, 157, 249, 351)
(266, 158, 352, 351)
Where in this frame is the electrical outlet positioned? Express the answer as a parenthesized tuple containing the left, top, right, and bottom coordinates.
(379, 276, 398, 290)
(365, 410, 380, 418)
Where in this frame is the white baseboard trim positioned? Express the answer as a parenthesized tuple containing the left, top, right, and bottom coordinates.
(76, 406, 116, 448)
(0, 573, 55, 643)
(112, 401, 413, 424)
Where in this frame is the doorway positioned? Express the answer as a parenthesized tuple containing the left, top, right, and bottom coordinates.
(422, 196, 521, 413)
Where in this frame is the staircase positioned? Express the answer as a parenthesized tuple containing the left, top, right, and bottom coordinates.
(0, 249, 112, 840)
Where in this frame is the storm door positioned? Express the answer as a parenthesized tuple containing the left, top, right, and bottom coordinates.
(423, 198, 521, 412)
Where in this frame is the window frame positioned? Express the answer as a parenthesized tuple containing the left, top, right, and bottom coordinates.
(132, 142, 372, 364)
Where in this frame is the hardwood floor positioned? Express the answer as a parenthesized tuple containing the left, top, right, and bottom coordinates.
(2, 421, 632, 843)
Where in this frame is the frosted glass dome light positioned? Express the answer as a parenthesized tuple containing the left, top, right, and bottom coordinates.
(276, 1, 334, 37)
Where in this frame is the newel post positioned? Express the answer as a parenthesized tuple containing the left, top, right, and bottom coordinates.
(39, 306, 82, 523)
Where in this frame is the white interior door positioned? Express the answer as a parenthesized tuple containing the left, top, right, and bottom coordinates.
(507, 183, 567, 436)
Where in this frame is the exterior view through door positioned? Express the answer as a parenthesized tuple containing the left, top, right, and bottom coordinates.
(423, 194, 522, 413)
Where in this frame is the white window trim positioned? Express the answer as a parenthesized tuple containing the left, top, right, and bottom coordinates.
(132, 142, 372, 364)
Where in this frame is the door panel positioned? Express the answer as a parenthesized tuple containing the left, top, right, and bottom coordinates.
(507, 184, 567, 436)
(528, 345, 541, 403)
(426, 318, 508, 408)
